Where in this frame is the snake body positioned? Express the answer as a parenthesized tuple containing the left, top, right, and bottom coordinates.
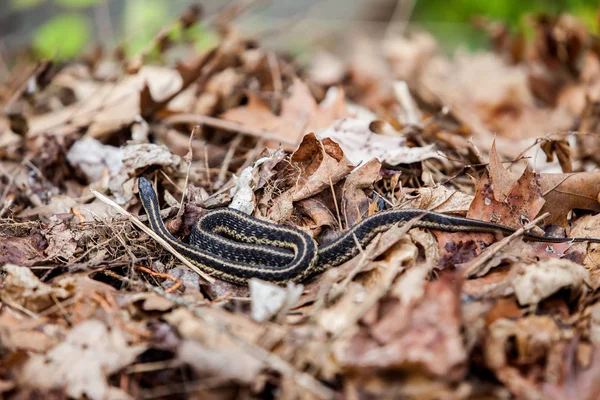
(138, 177, 600, 285)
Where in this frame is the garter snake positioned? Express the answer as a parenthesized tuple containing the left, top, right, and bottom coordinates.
(138, 177, 600, 285)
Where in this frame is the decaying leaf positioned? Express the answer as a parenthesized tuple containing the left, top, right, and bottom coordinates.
(402, 185, 474, 213)
(230, 166, 255, 214)
(221, 79, 349, 146)
(511, 258, 591, 306)
(66, 137, 123, 183)
(1, 264, 72, 313)
(334, 276, 467, 378)
(341, 158, 382, 227)
(318, 118, 439, 166)
(42, 220, 78, 260)
(18, 320, 145, 400)
(268, 133, 353, 221)
(3, 9, 600, 400)
(539, 172, 600, 227)
(249, 279, 303, 322)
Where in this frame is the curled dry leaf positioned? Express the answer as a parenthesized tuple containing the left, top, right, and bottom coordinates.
(341, 158, 382, 227)
(18, 320, 145, 400)
(540, 137, 572, 173)
(1, 264, 71, 313)
(111, 143, 181, 204)
(511, 258, 591, 306)
(269, 133, 353, 222)
(295, 197, 338, 238)
(485, 315, 562, 398)
(317, 118, 439, 166)
(486, 316, 561, 369)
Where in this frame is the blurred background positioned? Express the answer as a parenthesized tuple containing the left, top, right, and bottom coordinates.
(1, 0, 598, 62)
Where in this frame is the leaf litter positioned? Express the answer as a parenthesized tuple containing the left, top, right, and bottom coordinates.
(1, 6, 600, 400)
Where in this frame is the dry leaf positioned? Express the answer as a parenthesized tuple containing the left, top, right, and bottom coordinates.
(43, 220, 78, 260)
(0, 234, 46, 267)
(539, 172, 600, 228)
(18, 320, 145, 400)
(341, 158, 382, 227)
(488, 139, 519, 202)
(249, 279, 303, 322)
(221, 79, 349, 146)
(318, 118, 439, 166)
(511, 258, 590, 306)
(177, 340, 262, 384)
(0, 312, 58, 353)
(335, 276, 466, 378)
(29, 66, 185, 138)
(1, 264, 71, 312)
(269, 133, 353, 222)
(66, 137, 123, 183)
(402, 185, 474, 213)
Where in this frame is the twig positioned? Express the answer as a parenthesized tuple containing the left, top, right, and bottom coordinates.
(462, 212, 551, 278)
(179, 126, 200, 218)
(203, 142, 212, 191)
(135, 265, 182, 293)
(216, 134, 242, 189)
(163, 114, 297, 146)
(268, 52, 283, 95)
(90, 189, 215, 283)
(329, 176, 343, 230)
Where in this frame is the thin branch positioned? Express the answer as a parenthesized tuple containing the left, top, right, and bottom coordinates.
(90, 189, 215, 283)
(462, 212, 551, 278)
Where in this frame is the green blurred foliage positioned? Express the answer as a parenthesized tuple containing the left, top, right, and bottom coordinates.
(14, 0, 600, 60)
(56, 0, 101, 8)
(184, 24, 220, 52)
(121, 0, 218, 57)
(32, 13, 91, 60)
(122, 0, 170, 56)
(10, 0, 43, 10)
(412, 0, 598, 50)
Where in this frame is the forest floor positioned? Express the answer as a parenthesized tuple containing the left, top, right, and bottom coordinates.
(1, 7, 600, 400)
